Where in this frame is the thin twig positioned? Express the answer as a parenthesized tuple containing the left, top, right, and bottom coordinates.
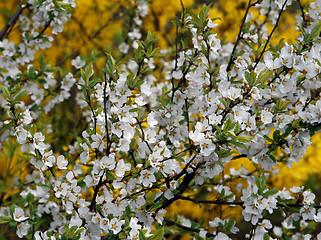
(226, 0, 253, 72)
(252, 0, 288, 71)
(103, 73, 111, 156)
(296, 0, 307, 27)
(0, 4, 29, 41)
(164, 217, 216, 237)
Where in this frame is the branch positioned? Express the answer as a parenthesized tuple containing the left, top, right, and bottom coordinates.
(135, 117, 153, 153)
(252, 0, 288, 71)
(103, 73, 111, 156)
(226, 0, 253, 72)
(176, 194, 321, 209)
(155, 170, 196, 213)
(296, 0, 307, 27)
(177, 194, 244, 206)
(164, 217, 216, 237)
(0, 4, 29, 41)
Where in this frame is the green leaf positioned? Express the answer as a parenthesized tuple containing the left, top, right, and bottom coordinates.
(268, 152, 277, 162)
(194, 234, 204, 240)
(273, 130, 280, 141)
(95, 204, 101, 212)
(262, 189, 278, 198)
(105, 171, 116, 181)
(255, 175, 260, 189)
(88, 79, 102, 89)
(80, 69, 86, 84)
(149, 202, 162, 211)
(0, 181, 8, 193)
(257, 84, 271, 89)
(0, 216, 12, 224)
(148, 227, 164, 240)
(39, 54, 46, 71)
(28, 66, 37, 80)
(225, 219, 235, 231)
(237, 135, 254, 143)
(263, 135, 273, 142)
(229, 139, 247, 150)
(14, 90, 28, 101)
(258, 70, 273, 83)
(307, 21, 321, 43)
(0, 85, 11, 99)
(263, 232, 270, 240)
(63, 225, 71, 235)
(244, 70, 256, 87)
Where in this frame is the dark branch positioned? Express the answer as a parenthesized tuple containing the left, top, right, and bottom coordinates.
(164, 217, 216, 237)
(0, 4, 29, 41)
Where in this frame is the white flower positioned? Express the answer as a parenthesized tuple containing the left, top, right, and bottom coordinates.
(273, 226, 283, 237)
(129, 217, 142, 235)
(71, 56, 85, 69)
(139, 169, 156, 187)
(109, 218, 125, 234)
(119, 42, 129, 54)
(303, 191, 315, 205)
(22, 109, 32, 124)
(16, 222, 31, 238)
(172, 70, 183, 79)
(57, 155, 68, 169)
(199, 138, 216, 156)
(164, 189, 174, 200)
(199, 229, 208, 238)
(189, 130, 205, 143)
(100, 155, 116, 170)
(91, 133, 105, 151)
(214, 232, 231, 240)
(261, 109, 273, 124)
(290, 186, 303, 193)
(80, 142, 89, 164)
(115, 159, 131, 178)
(13, 207, 28, 222)
(128, 28, 142, 40)
(33, 132, 47, 152)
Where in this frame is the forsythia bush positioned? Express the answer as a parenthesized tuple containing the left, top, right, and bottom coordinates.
(0, 0, 321, 239)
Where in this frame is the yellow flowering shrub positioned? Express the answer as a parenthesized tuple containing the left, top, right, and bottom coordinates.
(0, 1, 320, 238)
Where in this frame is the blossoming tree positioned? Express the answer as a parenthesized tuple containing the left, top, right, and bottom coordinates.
(0, 0, 321, 239)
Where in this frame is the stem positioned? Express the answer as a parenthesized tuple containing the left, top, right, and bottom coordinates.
(136, 117, 153, 153)
(226, 0, 253, 72)
(296, 0, 307, 27)
(0, 4, 29, 40)
(164, 217, 216, 237)
(252, 0, 288, 71)
(103, 73, 111, 156)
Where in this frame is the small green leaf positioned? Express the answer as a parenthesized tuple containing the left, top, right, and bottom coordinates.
(0, 85, 11, 99)
(28, 66, 37, 80)
(237, 135, 254, 143)
(148, 227, 164, 240)
(273, 130, 280, 141)
(95, 204, 101, 211)
(39, 54, 46, 71)
(262, 189, 278, 198)
(14, 90, 28, 101)
(225, 219, 235, 231)
(263, 135, 273, 142)
(230, 139, 247, 150)
(257, 84, 271, 89)
(307, 22, 321, 43)
(0, 216, 12, 224)
(194, 234, 204, 240)
(105, 171, 116, 181)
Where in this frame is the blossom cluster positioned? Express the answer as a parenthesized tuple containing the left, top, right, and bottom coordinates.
(0, 0, 321, 239)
